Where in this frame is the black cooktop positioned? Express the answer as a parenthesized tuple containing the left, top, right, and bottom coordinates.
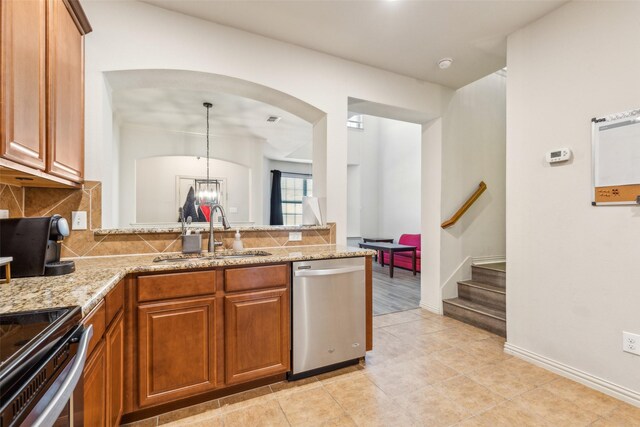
(0, 307, 81, 392)
(0, 307, 82, 426)
(0, 308, 80, 366)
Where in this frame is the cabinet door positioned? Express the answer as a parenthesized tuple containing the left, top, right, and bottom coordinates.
(106, 311, 124, 427)
(0, 0, 47, 170)
(84, 340, 106, 427)
(225, 288, 290, 385)
(137, 297, 217, 408)
(46, 0, 84, 182)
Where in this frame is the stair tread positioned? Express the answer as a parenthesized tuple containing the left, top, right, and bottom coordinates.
(458, 280, 506, 294)
(443, 298, 506, 321)
(472, 262, 506, 273)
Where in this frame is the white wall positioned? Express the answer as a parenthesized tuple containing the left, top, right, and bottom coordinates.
(440, 73, 507, 292)
(346, 165, 361, 237)
(348, 117, 380, 237)
(136, 156, 251, 224)
(506, 1, 640, 402)
(82, 0, 452, 242)
(346, 116, 421, 239)
(378, 118, 422, 239)
(117, 124, 265, 226)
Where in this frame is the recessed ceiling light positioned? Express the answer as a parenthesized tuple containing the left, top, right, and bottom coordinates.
(266, 116, 281, 123)
(438, 58, 454, 69)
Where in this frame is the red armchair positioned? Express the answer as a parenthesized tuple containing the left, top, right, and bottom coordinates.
(383, 234, 421, 272)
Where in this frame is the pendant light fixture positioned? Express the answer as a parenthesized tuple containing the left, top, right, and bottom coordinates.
(198, 102, 216, 203)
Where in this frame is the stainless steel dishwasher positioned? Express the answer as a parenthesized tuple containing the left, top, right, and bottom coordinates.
(290, 257, 366, 379)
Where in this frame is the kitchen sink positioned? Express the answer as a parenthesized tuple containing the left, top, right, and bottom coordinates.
(153, 251, 271, 263)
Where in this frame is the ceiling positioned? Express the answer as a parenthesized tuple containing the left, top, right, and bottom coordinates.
(111, 87, 313, 161)
(140, 0, 566, 89)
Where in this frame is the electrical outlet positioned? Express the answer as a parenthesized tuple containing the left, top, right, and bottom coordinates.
(289, 231, 302, 242)
(71, 211, 87, 230)
(229, 207, 238, 214)
(623, 332, 640, 356)
(0, 210, 8, 219)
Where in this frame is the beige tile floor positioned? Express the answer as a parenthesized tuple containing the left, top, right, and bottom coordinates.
(125, 308, 640, 427)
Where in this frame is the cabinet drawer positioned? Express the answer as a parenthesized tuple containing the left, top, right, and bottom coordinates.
(83, 300, 105, 357)
(225, 264, 289, 293)
(105, 279, 124, 326)
(138, 271, 216, 302)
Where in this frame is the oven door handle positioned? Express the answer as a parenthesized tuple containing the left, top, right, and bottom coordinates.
(33, 325, 93, 427)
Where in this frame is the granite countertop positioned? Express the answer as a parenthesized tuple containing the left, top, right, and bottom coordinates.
(93, 224, 331, 235)
(0, 245, 375, 317)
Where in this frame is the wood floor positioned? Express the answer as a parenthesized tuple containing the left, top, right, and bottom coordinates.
(372, 262, 420, 316)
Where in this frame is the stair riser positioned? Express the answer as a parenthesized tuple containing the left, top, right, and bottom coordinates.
(443, 302, 506, 337)
(458, 284, 505, 311)
(471, 267, 505, 288)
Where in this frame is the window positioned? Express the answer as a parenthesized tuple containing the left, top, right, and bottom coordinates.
(347, 114, 364, 130)
(281, 174, 313, 226)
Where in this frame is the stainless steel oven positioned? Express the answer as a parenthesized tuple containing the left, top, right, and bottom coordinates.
(0, 307, 92, 427)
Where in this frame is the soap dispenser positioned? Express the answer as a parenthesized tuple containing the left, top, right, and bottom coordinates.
(232, 229, 244, 251)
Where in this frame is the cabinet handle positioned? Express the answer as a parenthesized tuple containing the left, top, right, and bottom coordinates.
(294, 266, 364, 277)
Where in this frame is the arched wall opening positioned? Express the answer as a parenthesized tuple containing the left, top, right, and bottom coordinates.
(101, 69, 328, 228)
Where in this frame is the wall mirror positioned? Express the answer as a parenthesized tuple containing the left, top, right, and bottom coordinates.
(107, 73, 314, 228)
(592, 108, 640, 205)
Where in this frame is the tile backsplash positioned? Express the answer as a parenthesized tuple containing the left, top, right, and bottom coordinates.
(0, 182, 336, 258)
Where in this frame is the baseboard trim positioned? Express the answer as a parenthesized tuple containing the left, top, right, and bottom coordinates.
(504, 342, 640, 407)
(472, 255, 506, 265)
(419, 300, 442, 315)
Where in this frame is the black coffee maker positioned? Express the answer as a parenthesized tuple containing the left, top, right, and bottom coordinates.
(0, 215, 75, 278)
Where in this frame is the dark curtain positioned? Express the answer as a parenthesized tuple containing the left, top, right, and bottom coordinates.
(270, 170, 283, 225)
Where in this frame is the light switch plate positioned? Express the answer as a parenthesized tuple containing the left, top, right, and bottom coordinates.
(289, 231, 302, 242)
(0, 210, 8, 219)
(72, 211, 87, 230)
(229, 207, 238, 214)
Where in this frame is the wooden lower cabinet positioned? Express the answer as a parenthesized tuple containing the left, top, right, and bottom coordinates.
(224, 288, 290, 385)
(106, 311, 124, 427)
(137, 297, 218, 408)
(83, 339, 106, 427)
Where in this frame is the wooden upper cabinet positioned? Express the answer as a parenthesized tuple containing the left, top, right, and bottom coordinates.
(0, 0, 47, 170)
(46, 0, 85, 182)
(224, 288, 290, 385)
(137, 297, 218, 408)
(0, 0, 90, 187)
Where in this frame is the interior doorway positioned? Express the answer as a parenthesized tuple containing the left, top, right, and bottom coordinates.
(346, 113, 422, 315)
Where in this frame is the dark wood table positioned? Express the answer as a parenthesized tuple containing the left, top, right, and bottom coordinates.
(362, 238, 394, 262)
(362, 237, 394, 243)
(358, 242, 417, 278)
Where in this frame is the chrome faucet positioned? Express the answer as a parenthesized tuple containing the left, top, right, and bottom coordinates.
(208, 203, 231, 253)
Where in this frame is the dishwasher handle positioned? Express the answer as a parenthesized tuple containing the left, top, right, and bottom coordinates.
(294, 265, 364, 277)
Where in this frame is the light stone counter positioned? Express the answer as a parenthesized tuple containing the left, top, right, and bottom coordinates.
(93, 224, 331, 235)
(0, 245, 375, 316)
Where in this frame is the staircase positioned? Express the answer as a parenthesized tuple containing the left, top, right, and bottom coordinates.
(443, 262, 506, 337)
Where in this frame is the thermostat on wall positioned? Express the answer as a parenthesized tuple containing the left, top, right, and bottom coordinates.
(546, 148, 572, 163)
